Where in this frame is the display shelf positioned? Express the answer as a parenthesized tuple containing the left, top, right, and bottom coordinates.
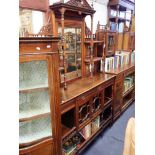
(122, 98, 133, 111)
(19, 60, 48, 91)
(62, 132, 85, 155)
(122, 91, 134, 111)
(61, 108, 76, 140)
(100, 114, 112, 127)
(19, 90, 51, 121)
(106, 63, 134, 75)
(100, 105, 112, 127)
(104, 96, 112, 107)
(19, 85, 48, 92)
(19, 112, 50, 122)
(62, 125, 76, 140)
(19, 116, 52, 146)
(85, 57, 103, 63)
(109, 16, 131, 22)
(84, 40, 104, 44)
(61, 73, 115, 103)
(123, 85, 134, 97)
(79, 109, 102, 131)
(78, 125, 102, 151)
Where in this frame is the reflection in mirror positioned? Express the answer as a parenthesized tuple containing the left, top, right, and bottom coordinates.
(58, 27, 82, 82)
(19, 8, 45, 37)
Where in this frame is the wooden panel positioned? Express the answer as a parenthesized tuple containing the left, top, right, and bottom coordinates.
(24, 142, 53, 155)
(19, 138, 53, 155)
(123, 32, 130, 50)
(117, 33, 123, 50)
(113, 79, 123, 116)
(115, 73, 123, 81)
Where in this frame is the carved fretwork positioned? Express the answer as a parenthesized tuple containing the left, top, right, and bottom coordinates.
(66, 0, 92, 10)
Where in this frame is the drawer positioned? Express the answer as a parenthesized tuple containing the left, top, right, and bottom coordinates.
(77, 89, 96, 105)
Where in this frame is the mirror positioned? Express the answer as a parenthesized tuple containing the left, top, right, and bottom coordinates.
(58, 27, 82, 82)
(19, 8, 46, 37)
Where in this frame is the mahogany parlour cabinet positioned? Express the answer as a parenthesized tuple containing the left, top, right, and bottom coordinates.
(19, 37, 61, 155)
(60, 73, 115, 154)
(106, 63, 135, 121)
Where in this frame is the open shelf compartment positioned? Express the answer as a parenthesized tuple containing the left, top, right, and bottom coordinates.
(104, 85, 113, 107)
(61, 108, 76, 139)
(100, 105, 112, 127)
(122, 91, 134, 110)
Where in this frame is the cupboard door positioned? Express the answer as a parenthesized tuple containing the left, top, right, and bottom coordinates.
(19, 56, 53, 148)
(79, 102, 90, 124)
(91, 94, 102, 113)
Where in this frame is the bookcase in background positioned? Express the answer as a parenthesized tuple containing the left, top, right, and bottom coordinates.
(19, 37, 61, 155)
(108, 0, 135, 51)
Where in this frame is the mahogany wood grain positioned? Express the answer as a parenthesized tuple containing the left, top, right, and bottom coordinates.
(61, 73, 115, 103)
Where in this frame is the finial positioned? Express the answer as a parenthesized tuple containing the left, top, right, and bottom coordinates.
(91, 0, 94, 8)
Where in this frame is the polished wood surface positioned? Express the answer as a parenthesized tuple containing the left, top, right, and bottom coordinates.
(61, 73, 115, 103)
(106, 63, 135, 75)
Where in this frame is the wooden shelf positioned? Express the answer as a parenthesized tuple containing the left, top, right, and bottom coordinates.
(109, 16, 131, 22)
(100, 115, 112, 127)
(19, 112, 50, 122)
(19, 86, 48, 93)
(123, 85, 134, 97)
(104, 97, 112, 107)
(78, 125, 102, 151)
(85, 57, 103, 63)
(79, 109, 102, 131)
(106, 63, 135, 75)
(106, 51, 115, 57)
(61, 73, 115, 103)
(19, 123, 52, 146)
(84, 40, 104, 44)
(122, 98, 134, 111)
(62, 125, 76, 140)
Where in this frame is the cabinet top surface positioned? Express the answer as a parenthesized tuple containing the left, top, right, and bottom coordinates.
(61, 73, 115, 103)
(106, 63, 135, 75)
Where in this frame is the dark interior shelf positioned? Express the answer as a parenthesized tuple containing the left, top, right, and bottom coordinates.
(104, 97, 112, 107)
(100, 105, 112, 127)
(61, 108, 75, 139)
(122, 91, 134, 111)
(62, 125, 76, 139)
(123, 85, 134, 97)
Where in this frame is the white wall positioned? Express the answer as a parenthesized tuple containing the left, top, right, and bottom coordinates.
(49, 0, 109, 33)
(86, 0, 109, 33)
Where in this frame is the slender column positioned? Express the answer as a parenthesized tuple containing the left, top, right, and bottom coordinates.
(60, 8, 67, 89)
(90, 14, 94, 78)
